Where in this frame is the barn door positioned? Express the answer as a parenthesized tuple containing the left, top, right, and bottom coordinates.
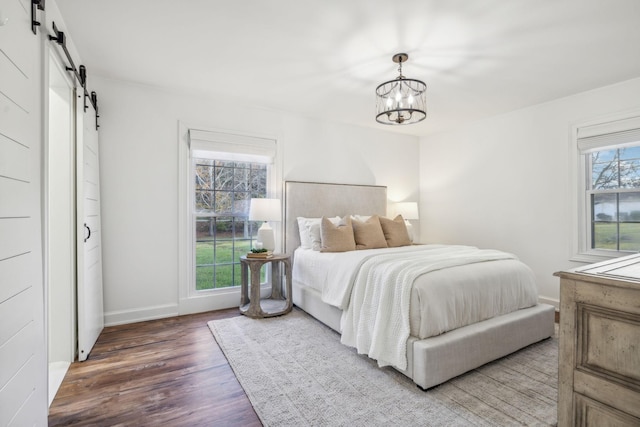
(76, 103, 104, 361)
(0, 0, 47, 422)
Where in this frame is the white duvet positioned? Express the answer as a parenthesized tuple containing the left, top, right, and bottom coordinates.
(292, 245, 539, 370)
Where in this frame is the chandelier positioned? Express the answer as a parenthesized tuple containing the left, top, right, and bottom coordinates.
(375, 53, 427, 125)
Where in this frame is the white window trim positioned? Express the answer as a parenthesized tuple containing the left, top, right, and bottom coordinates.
(571, 108, 640, 263)
(178, 121, 282, 315)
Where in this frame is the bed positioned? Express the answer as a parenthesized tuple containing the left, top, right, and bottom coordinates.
(284, 181, 555, 390)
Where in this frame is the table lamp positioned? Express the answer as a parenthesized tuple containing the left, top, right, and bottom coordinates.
(249, 198, 281, 251)
(394, 202, 419, 242)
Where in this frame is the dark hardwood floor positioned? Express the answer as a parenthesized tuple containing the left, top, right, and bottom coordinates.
(48, 309, 261, 426)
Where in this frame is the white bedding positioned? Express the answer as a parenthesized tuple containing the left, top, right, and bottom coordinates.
(292, 245, 539, 370)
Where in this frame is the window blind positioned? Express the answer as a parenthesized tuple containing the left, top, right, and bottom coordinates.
(577, 116, 640, 154)
(189, 129, 276, 163)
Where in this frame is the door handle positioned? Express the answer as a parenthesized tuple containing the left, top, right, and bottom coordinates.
(84, 223, 91, 242)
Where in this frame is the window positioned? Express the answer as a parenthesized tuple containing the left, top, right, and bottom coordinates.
(187, 129, 277, 293)
(194, 159, 267, 289)
(588, 146, 640, 251)
(577, 116, 640, 258)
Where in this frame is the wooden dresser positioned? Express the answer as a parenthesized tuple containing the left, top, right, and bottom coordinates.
(556, 254, 640, 426)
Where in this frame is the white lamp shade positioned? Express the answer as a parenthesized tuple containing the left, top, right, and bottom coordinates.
(394, 202, 419, 220)
(249, 198, 281, 222)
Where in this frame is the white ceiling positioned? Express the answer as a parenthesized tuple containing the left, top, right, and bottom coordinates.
(55, 0, 640, 136)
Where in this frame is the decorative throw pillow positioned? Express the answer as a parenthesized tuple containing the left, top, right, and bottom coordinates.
(320, 216, 356, 252)
(307, 216, 340, 251)
(379, 215, 411, 247)
(352, 215, 388, 250)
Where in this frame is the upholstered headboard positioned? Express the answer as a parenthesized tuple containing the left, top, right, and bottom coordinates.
(283, 181, 387, 254)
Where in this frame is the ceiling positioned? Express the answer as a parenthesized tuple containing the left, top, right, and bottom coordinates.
(55, 0, 640, 137)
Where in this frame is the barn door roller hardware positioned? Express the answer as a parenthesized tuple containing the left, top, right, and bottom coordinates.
(91, 91, 100, 129)
(31, 0, 45, 34)
(49, 21, 100, 130)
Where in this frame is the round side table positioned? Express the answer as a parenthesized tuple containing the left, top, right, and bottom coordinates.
(239, 253, 292, 318)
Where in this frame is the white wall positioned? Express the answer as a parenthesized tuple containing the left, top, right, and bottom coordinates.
(93, 77, 419, 325)
(419, 77, 640, 306)
(281, 115, 420, 203)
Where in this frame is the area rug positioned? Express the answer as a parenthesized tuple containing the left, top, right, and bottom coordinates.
(208, 309, 557, 426)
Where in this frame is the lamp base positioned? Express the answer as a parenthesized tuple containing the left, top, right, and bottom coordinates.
(257, 222, 275, 251)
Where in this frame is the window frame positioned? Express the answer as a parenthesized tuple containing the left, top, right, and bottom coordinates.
(178, 122, 281, 314)
(572, 110, 640, 263)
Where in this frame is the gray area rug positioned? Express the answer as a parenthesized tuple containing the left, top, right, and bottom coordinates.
(208, 309, 557, 426)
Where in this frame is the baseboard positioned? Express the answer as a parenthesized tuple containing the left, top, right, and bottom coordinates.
(104, 303, 179, 327)
(104, 288, 271, 326)
(179, 291, 239, 316)
(538, 296, 559, 309)
(538, 296, 560, 323)
(179, 285, 274, 316)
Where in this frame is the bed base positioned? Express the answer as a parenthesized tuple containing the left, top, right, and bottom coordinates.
(292, 282, 555, 389)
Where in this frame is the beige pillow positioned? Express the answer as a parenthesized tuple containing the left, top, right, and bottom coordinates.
(298, 216, 341, 251)
(352, 215, 388, 250)
(379, 215, 411, 247)
(320, 216, 356, 252)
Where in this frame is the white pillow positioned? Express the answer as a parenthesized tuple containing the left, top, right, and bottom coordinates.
(309, 222, 322, 251)
(405, 222, 415, 243)
(297, 216, 340, 250)
(296, 217, 315, 249)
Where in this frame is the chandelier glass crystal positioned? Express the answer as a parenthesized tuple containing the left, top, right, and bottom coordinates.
(375, 53, 427, 125)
